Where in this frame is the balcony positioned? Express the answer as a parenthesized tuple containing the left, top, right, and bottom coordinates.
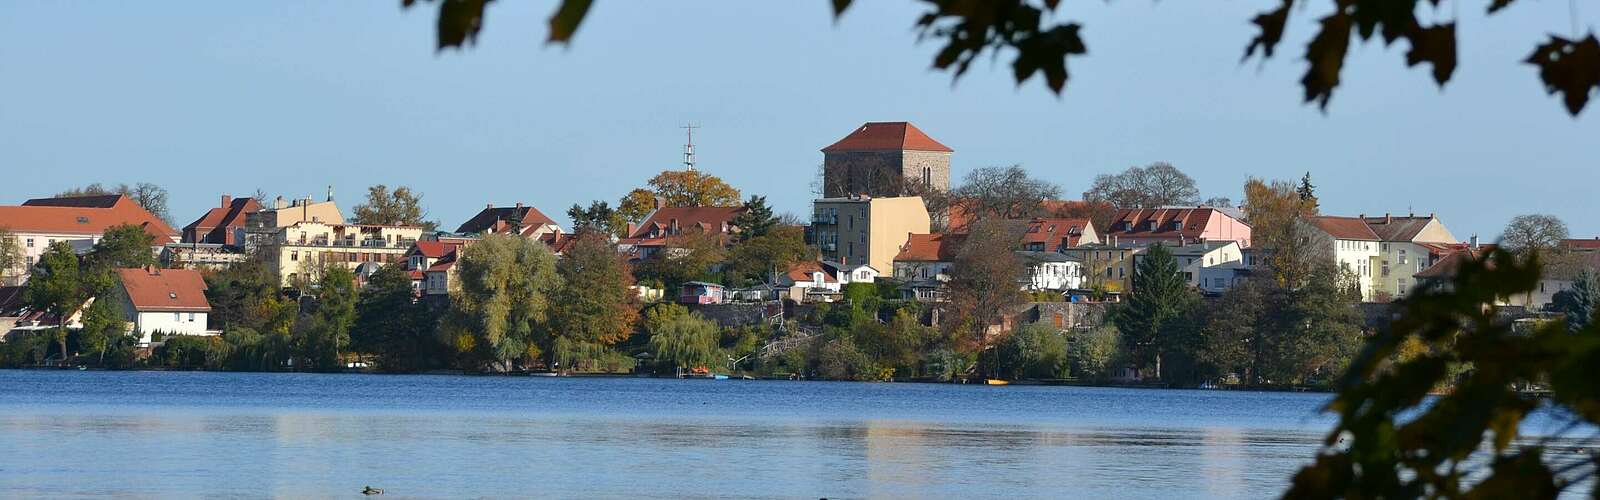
(811, 214, 838, 225)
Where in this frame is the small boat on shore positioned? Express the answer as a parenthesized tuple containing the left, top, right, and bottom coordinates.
(985, 379, 1010, 386)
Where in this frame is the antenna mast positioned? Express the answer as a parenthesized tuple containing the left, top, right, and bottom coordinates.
(681, 123, 700, 171)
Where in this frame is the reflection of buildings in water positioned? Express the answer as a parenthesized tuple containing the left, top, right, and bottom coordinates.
(1198, 427, 1247, 498)
(863, 421, 1052, 498)
(863, 422, 929, 498)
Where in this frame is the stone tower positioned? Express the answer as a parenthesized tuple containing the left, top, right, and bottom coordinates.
(821, 122, 952, 198)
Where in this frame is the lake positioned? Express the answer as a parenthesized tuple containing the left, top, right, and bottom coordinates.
(0, 371, 1374, 498)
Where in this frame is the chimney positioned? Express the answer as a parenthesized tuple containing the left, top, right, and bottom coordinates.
(275, 196, 286, 209)
(1470, 234, 1480, 251)
(1359, 213, 1366, 220)
(327, 185, 334, 202)
(515, 202, 523, 210)
(221, 195, 232, 208)
(1385, 213, 1392, 224)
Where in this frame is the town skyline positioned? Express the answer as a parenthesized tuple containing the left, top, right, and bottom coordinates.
(2, 1, 1595, 240)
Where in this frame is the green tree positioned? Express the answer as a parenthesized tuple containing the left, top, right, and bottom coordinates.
(352, 184, 436, 231)
(78, 284, 131, 365)
(998, 322, 1068, 380)
(1199, 278, 1268, 384)
(82, 224, 157, 294)
(0, 228, 19, 285)
(1118, 244, 1200, 382)
(1068, 325, 1122, 381)
(1286, 250, 1600, 497)
(548, 233, 639, 372)
(297, 264, 358, 371)
(946, 218, 1027, 378)
(632, 229, 726, 292)
(567, 200, 627, 238)
(1552, 269, 1598, 333)
(648, 312, 720, 375)
(441, 234, 562, 371)
(730, 195, 776, 242)
(880, 308, 938, 377)
(726, 226, 811, 285)
(352, 265, 441, 371)
(25, 242, 84, 361)
(1296, 172, 1318, 210)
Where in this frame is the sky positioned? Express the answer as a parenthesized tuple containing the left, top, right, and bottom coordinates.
(1, 1, 1596, 240)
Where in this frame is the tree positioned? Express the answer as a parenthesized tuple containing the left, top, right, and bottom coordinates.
(1286, 250, 1600, 497)
(632, 229, 726, 292)
(440, 234, 562, 371)
(1552, 269, 1598, 333)
(78, 283, 130, 365)
(730, 195, 777, 242)
(1296, 172, 1318, 211)
(998, 322, 1068, 380)
(352, 185, 436, 231)
(1117, 244, 1200, 382)
(1243, 178, 1322, 287)
(647, 312, 720, 375)
(1083, 162, 1199, 209)
(297, 264, 358, 371)
(0, 229, 19, 286)
(1500, 214, 1569, 256)
(25, 242, 84, 361)
(948, 165, 1061, 229)
(81, 224, 158, 295)
(1068, 325, 1122, 381)
(548, 233, 639, 372)
(1200, 278, 1268, 384)
(727, 226, 811, 285)
(352, 265, 442, 371)
(946, 218, 1027, 378)
(56, 182, 171, 223)
(645, 170, 741, 208)
(1201, 197, 1234, 208)
(408, 0, 1600, 116)
(616, 188, 658, 225)
(567, 200, 627, 238)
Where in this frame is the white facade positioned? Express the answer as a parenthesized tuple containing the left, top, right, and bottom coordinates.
(129, 310, 212, 344)
(1198, 262, 1252, 294)
(3, 233, 97, 285)
(893, 261, 952, 282)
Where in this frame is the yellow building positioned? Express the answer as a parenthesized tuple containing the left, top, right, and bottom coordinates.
(263, 221, 423, 287)
(811, 195, 931, 275)
(1062, 244, 1136, 294)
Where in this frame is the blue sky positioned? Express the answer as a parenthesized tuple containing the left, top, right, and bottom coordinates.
(1, 1, 1595, 240)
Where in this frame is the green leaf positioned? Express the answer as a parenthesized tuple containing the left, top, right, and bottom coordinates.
(1525, 34, 1600, 116)
(547, 0, 593, 44)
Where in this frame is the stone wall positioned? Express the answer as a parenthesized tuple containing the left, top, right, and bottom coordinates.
(899, 150, 951, 193)
(690, 302, 782, 329)
(823, 150, 951, 198)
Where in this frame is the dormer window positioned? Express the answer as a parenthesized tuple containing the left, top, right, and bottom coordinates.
(76, 216, 89, 224)
(1147, 221, 1157, 231)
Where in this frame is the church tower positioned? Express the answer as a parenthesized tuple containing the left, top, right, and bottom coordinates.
(820, 122, 951, 198)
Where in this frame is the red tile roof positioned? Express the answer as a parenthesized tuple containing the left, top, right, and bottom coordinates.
(116, 268, 210, 312)
(455, 204, 558, 235)
(1306, 216, 1381, 241)
(538, 232, 577, 254)
(628, 206, 746, 239)
(181, 197, 262, 245)
(0, 195, 177, 241)
(894, 233, 966, 262)
(1022, 218, 1094, 249)
(1562, 238, 1600, 251)
(785, 261, 837, 283)
(1105, 208, 1233, 241)
(408, 240, 464, 259)
(821, 122, 952, 153)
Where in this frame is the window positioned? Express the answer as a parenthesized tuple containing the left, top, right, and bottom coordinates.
(25, 256, 34, 266)
(1399, 249, 1408, 265)
(174, 313, 181, 321)
(188, 313, 195, 322)
(291, 251, 299, 261)
(48, 239, 55, 245)
(25, 238, 33, 248)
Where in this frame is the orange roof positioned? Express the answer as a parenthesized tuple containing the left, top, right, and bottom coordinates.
(1305, 216, 1381, 241)
(628, 206, 745, 239)
(116, 268, 210, 312)
(1562, 238, 1600, 251)
(181, 197, 261, 244)
(1105, 208, 1236, 242)
(408, 240, 464, 259)
(1022, 218, 1094, 248)
(785, 261, 836, 283)
(538, 232, 578, 254)
(821, 122, 952, 153)
(0, 195, 177, 241)
(894, 233, 966, 262)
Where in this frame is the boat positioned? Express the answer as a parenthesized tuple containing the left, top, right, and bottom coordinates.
(985, 379, 1010, 386)
(712, 374, 730, 380)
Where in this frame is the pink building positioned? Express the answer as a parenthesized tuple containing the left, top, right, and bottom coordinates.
(1101, 207, 1252, 248)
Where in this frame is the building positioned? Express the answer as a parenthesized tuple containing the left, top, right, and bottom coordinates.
(1306, 213, 1458, 302)
(820, 122, 952, 198)
(181, 195, 262, 245)
(1561, 237, 1600, 253)
(1102, 207, 1252, 249)
(1197, 261, 1254, 295)
(1304, 216, 1382, 300)
(0, 194, 178, 285)
(161, 243, 248, 271)
(1016, 251, 1085, 292)
(455, 203, 562, 239)
(1019, 218, 1099, 252)
(242, 194, 344, 248)
(1061, 244, 1137, 294)
(892, 233, 964, 282)
(1416, 245, 1599, 310)
(620, 206, 746, 260)
(679, 281, 726, 305)
(114, 267, 214, 344)
(401, 239, 471, 295)
(1130, 240, 1245, 289)
(812, 195, 931, 274)
(776, 260, 880, 303)
(261, 221, 424, 287)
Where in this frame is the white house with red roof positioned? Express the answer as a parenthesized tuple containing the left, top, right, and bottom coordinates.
(115, 267, 214, 344)
(0, 195, 178, 286)
(1306, 213, 1458, 301)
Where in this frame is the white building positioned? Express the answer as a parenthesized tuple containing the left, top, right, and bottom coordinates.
(777, 260, 880, 302)
(1016, 251, 1085, 291)
(892, 233, 961, 282)
(0, 195, 178, 286)
(115, 267, 215, 345)
(1308, 214, 1458, 302)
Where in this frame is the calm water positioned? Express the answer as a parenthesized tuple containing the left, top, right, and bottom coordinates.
(0, 371, 1349, 498)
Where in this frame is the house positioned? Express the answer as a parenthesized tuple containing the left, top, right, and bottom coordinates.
(241, 194, 344, 249)
(181, 195, 262, 245)
(1130, 240, 1245, 289)
(0, 194, 179, 285)
(898, 279, 948, 303)
(820, 122, 952, 198)
(1304, 216, 1383, 300)
(1307, 213, 1458, 301)
(892, 233, 964, 282)
(424, 254, 459, 297)
(1197, 261, 1254, 295)
(455, 203, 563, 239)
(1019, 218, 1099, 252)
(161, 243, 248, 271)
(1016, 251, 1086, 291)
(115, 267, 214, 345)
(776, 260, 880, 303)
(1416, 245, 1599, 310)
(538, 232, 578, 255)
(1061, 244, 1137, 294)
(811, 195, 931, 274)
(619, 206, 745, 260)
(1561, 238, 1600, 253)
(402, 239, 471, 294)
(679, 281, 726, 305)
(1102, 207, 1252, 249)
(261, 221, 424, 287)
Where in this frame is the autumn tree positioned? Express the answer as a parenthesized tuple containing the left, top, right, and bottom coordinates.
(632, 229, 727, 292)
(440, 234, 562, 371)
(945, 218, 1027, 379)
(727, 225, 811, 286)
(547, 233, 639, 372)
(1500, 213, 1569, 256)
(1083, 162, 1200, 210)
(352, 185, 436, 231)
(1243, 177, 1322, 286)
(25, 242, 84, 361)
(616, 188, 658, 225)
(947, 165, 1061, 230)
(647, 170, 741, 208)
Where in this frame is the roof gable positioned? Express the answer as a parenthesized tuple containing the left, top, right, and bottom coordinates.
(628, 206, 745, 239)
(455, 204, 558, 234)
(1306, 216, 1381, 241)
(116, 268, 210, 312)
(821, 122, 953, 153)
(0, 196, 178, 240)
(895, 233, 966, 262)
